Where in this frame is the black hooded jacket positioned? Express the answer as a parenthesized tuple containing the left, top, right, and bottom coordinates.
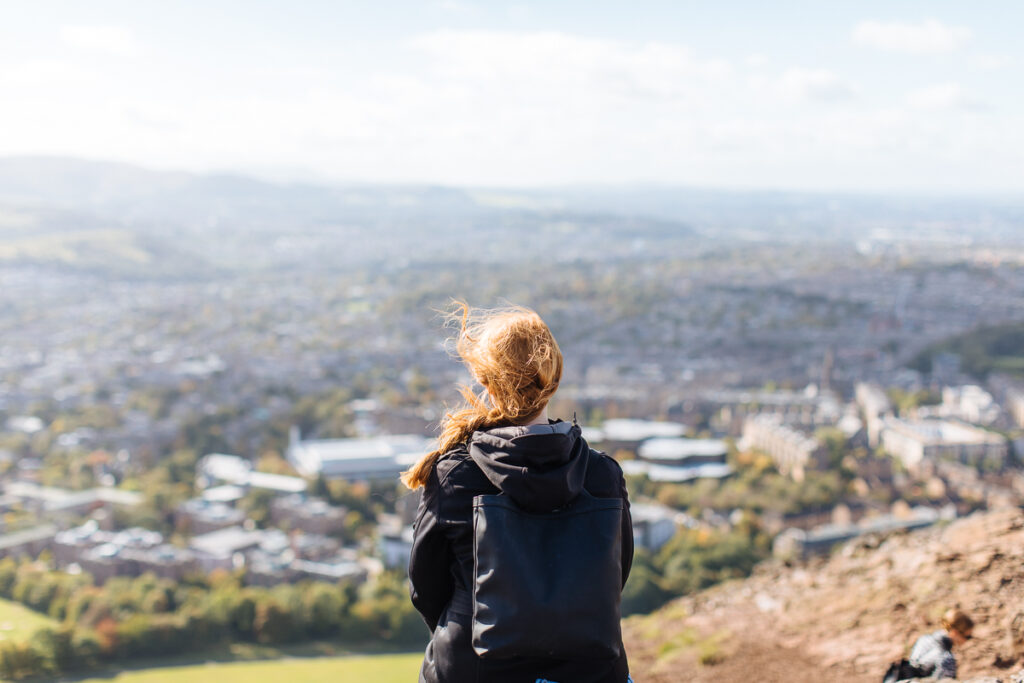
(409, 420, 633, 683)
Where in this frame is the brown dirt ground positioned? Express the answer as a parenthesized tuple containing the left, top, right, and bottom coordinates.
(623, 508, 1024, 682)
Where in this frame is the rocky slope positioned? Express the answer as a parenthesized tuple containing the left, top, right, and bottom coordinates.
(623, 507, 1024, 682)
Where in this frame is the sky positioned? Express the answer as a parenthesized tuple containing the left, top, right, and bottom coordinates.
(1, 0, 1022, 193)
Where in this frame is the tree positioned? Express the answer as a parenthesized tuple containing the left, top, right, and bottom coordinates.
(305, 583, 343, 637)
(253, 599, 296, 644)
(231, 591, 258, 639)
(32, 626, 75, 673)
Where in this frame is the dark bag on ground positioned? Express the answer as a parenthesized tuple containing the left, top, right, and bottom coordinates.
(882, 658, 929, 682)
(471, 490, 623, 660)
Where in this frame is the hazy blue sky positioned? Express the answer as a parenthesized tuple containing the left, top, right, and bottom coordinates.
(2, 1, 1021, 192)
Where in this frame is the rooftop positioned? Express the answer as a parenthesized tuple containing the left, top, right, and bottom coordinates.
(189, 526, 264, 556)
(198, 453, 307, 493)
(4, 482, 143, 510)
(622, 460, 734, 483)
(887, 418, 1006, 445)
(0, 524, 57, 550)
(287, 434, 431, 478)
(592, 419, 689, 443)
(638, 437, 728, 461)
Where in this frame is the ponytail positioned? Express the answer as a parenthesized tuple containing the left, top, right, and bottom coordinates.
(401, 386, 498, 489)
(400, 301, 562, 490)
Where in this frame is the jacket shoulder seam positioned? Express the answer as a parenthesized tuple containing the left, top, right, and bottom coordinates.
(436, 451, 476, 490)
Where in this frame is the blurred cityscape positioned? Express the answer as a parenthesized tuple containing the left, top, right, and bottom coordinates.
(0, 157, 1023, 671)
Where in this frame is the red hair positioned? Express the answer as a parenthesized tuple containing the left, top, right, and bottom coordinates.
(401, 302, 563, 489)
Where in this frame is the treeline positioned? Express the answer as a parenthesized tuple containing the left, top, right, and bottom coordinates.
(0, 558, 425, 680)
(621, 515, 770, 616)
(619, 450, 844, 616)
(633, 452, 849, 518)
(910, 321, 1024, 379)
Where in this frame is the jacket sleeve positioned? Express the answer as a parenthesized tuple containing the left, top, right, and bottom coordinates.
(935, 652, 957, 679)
(619, 470, 634, 588)
(408, 480, 454, 632)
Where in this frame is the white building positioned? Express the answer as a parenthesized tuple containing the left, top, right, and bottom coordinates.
(740, 414, 828, 482)
(596, 419, 688, 444)
(286, 429, 432, 481)
(3, 482, 143, 518)
(638, 438, 727, 465)
(927, 385, 1000, 425)
(621, 437, 733, 483)
(292, 558, 368, 584)
(773, 505, 946, 559)
(197, 453, 307, 494)
(855, 382, 892, 447)
(704, 385, 842, 432)
(881, 417, 1008, 473)
(189, 526, 265, 572)
(1009, 388, 1024, 429)
(175, 497, 247, 534)
(378, 517, 415, 569)
(630, 503, 683, 551)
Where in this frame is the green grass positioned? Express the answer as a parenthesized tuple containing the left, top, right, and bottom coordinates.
(0, 597, 58, 643)
(62, 652, 423, 683)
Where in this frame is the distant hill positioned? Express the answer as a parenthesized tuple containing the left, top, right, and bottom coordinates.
(0, 156, 482, 221)
(623, 508, 1024, 682)
(0, 156, 697, 276)
(0, 156, 193, 208)
(911, 322, 1024, 380)
(4, 155, 1019, 259)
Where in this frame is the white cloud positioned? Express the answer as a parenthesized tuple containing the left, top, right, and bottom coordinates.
(746, 53, 768, 68)
(60, 25, 141, 57)
(852, 19, 972, 54)
(408, 30, 732, 103)
(970, 54, 1011, 70)
(0, 59, 99, 88)
(778, 68, 855, 102)
(906, 82, 987, 110)
(2, 24, 1019, 192)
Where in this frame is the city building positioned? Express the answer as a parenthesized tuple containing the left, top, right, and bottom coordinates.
(621, 437, 733, 482)
(773, 505, 947, 560)
(700, 385, 842, 436)
(855, 382, 892, 447)
(630, 503, 683, 551)
(292, 558, 368, 584)
(1006, 387, 1024, 429)
(740, 414, 829, 481)
(287, 532, 342, 561)
(378, 515, 414, 569)
(269, 494, 346, 535)
(925, 385, 1001, 425)
(54, 523, 196, 583)
(175, 498, 247, 535)
(881, 418, 1008, 473)
(586, 419, 688, 454)
(189, 526, 266, 572)
(0, 524, 57, 560)
(286, 428, 432, 481)
(3, 482, 142, 519)
(197, 453, 306, 494)
(79, 543, 197, 583)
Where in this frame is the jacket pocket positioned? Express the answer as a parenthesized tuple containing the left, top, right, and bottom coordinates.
(424, 607, 477, 683)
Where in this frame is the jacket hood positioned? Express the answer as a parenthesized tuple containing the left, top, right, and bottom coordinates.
(468, 420, 589, 512)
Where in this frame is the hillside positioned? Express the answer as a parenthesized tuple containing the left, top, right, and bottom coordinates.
(623, 507, 1024, 682)
(0, 156, 698, 276)
(910, 321, 1024, 380)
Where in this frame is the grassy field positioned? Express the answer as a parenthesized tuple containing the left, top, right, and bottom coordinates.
(0, 597, 58, 643)
(62, 652, 423, 683)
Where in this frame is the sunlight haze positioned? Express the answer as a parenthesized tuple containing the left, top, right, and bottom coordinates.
(2, 0, 1021, 192)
